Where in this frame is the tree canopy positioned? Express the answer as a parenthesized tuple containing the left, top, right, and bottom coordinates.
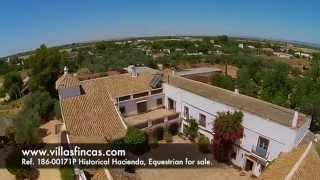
(27, 44, 64, 97)
(14, 108, 41, 144)
(212, 111, 244, 162)
(3, 71, 23, 100)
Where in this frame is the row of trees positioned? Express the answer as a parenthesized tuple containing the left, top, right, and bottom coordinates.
(211, 53, 320, 132)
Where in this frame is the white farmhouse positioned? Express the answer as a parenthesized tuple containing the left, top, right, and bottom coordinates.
(163, 74, 311, 177)
(56, 66, 311, 178)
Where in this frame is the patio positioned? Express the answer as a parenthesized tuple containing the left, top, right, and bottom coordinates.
(124, 108, 179, 127)
(138, 135, 252, 180)
(110, 135, 253, 180)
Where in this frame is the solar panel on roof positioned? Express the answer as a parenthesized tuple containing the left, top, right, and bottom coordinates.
(150, 74, 162, 88)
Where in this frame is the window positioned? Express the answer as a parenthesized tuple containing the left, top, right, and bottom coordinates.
(231, 150, 237, 159)
(256, 136, 269, 158)
(133, 91, 149, 98)
(184, 106, 189, 120)
(118, 95, 130, 102)
(168, 98, 175, 110)
(157, 98, 163, 105)
(151, 88, 163, 95)
(119, 106, 126, 115)
(199, 114, 206, 127)
(137, 101, 147, 113)
(258, 137, 269, 151)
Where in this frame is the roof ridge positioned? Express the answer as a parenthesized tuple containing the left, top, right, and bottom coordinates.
(172, 75, 307, 117)
(285, 142, 313, 180)
(79, 73, 131, 82)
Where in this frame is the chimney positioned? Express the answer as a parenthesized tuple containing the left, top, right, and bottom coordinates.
(128, 65, 137, 77)
(157, 64, 163, 70)
(292, 111, 299, 128)
(64, 66, 68, 75)
(234, 88, 239, 94)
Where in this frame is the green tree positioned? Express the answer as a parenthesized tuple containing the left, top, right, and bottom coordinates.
(125, 127, 148, 154)
(3, 71, 23, 100)
(211, 74, 235, 91)
(23, 91, 55, 119)
(291, 54, 320, 131)
(198, 135, 210, 153)
(96, 41, 106, 51)
(216, 35, 229, 43)
(14, 109, 41, 144)
(237, 67, 259, 97)
(185, 119, 199, 141)
(212, 111, 243, 162)
(260, 63, 291, 106)
(28, 44, 64, 97)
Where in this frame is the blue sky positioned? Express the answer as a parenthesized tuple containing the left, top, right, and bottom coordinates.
(0, 0, 319, 56)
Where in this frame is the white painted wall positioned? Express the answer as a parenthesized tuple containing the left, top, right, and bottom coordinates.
(163, 83, 310, 176)
(294, 118, 311, 146)
(117, 93, 164, 116)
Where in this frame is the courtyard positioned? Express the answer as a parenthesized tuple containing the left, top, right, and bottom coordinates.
(111, 135, 253, 180)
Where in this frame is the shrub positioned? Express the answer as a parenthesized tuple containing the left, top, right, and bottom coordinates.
(124, 127, 148, 154)
(198, 135, 210, 153)
(185, 119, 198, 141)
(164, 128, 173, 143)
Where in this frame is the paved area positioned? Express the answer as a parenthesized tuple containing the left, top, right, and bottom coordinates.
(0, 169, 15, 180)
(138, 136, 252, 180)
(136, 166, 253, 180)
(38, 119, 62, 180)
(40, 119, 62, 143)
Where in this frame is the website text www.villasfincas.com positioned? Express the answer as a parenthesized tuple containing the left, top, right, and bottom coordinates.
(20, 145, 213, 168)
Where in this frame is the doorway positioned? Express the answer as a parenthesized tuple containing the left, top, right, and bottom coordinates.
(137, 101, 147, 113)
(168, 98, 175, 110)
(245, 159, 254, 172)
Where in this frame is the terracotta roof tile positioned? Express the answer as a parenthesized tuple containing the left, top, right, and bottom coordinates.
(60, 91, 126, 142)
(80, 72, 154, 98)
(56, 74, 80, 89)
(260, 143, 320, 180)
(59, 72, 156, 143)
(92, 169, 110, 180)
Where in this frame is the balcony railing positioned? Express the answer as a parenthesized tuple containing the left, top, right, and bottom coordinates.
(251, 145, 269, 159)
